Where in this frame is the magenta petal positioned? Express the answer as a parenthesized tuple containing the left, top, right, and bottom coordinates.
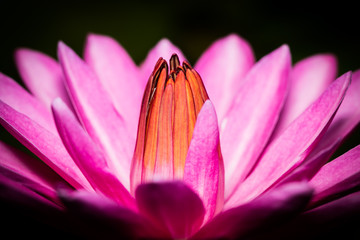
(309, 144, 360, 207)
(58, 189, 160, 239)
(195, 34, 255, 121)
(52, 99, 135, 208)
(136, 181, 205, 239)
(0, 100, 91, 190)
(0, 173, 62, 210)
(15, 48, 72, 109)
(192, 182, 313, 240)
(0, 166, 60, 205)
(184, 100, 224, 223)
(0, 141, 67, 198)
(140, 38, 186, 80)
(274, 54, 337, 137)
(58, 41, 133, 189)
(226, 72, 351, 208)
(222, 45, 290, 200)
(84, 34, 143, 137)
(0, 73, 56, 133)
(275, 191, 360, 239)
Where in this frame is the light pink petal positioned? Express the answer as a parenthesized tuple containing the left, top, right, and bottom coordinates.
(0, 141, 67, 196)
(273, 54, 337, 137)
(0, 100, 91, 190)
(309, 144, 360, 207)
(135, 182, 205, 239)
(195, 34, 255, 122)
(140, 38, 186, 80)
(84, 34, 143, 137)
(192, 182, 313, 240)
(306, 69, 360, 158)
(52, 98, 135, 209)
(222, 45, 290, 200)
(226, 72, 351, 208)
(275, 141, 338, 185)
(0, 72, 56, 133)
(15, 48, 72, 109)
(58, 189, 160, 239)
(184, 100, 224, 223)
(277, 70, 360, 184)
(58, 41, 133, 189)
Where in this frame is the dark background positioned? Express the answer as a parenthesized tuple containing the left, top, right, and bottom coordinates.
(1, 1, 359, 78)
(0, 1, 359, 238)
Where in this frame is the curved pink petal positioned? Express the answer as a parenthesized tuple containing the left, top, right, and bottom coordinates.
(0, 173, 62, 210)
(278, 69, 360, 184)
(226, 72, 351, 208)
(222, 45, 290, 200)
(307, 69, 360, 158)
(58, 189, 160, 239)
(195, 34, 255, 122)
(184, 100, 224, 223)
(275, 141, 338, 185)
(84, 34, 143, 137)
(140, 38, 186, 80)
(14, 48, 72, 109)
(0, 141, 67, 195)
(309, 144, 360, 207)
(0, 166, 60, 205)
(192, 182, 313, 240)
(273, 191, 360, 240)
(0, 73, 56, 133)
(273, 54, 337, 137)
(52, 98, 135, 209)
(135, 181, 205, 239)
(58, 41, 133, 189)
(0, 100, 91, 190)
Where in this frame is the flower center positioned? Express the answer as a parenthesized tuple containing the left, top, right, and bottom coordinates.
(130, 54, 209, 192)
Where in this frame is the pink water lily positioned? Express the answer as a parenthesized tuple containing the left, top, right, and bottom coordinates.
(1, 33, 360, 239)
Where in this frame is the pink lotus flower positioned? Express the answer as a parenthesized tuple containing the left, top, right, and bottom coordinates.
(1, 34, 360, 239)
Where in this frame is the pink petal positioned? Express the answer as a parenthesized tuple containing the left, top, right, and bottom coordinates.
(307, 69, 360, 159)
(222, 45, 290, 200)
(0, 166, 60, 205)
(52, 98, 135, 209)
(277, 70, 360, 184)
(140, 38, 186, 80)
(273, 54, 337, 137)
(58, 41, 133, 189)
(0, 72, 56, 133)
(275, 191, 360, 239)
(303, 191, 360, 231)
(14, 48, 72, 109)
(0, 100, 91, 190)
(195, 34, 255, 122)
(135, 181, 205, 239)
(58, 189, 160, 239)
(0, 141, 67, 196)
(84, 34, 143, 137)
(183, 100, 224, 223)
(192, 182, 313, 240)
(226, 71, 351, 208)
(309, 144, 360, 207)
(0, 173, 62, 210)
